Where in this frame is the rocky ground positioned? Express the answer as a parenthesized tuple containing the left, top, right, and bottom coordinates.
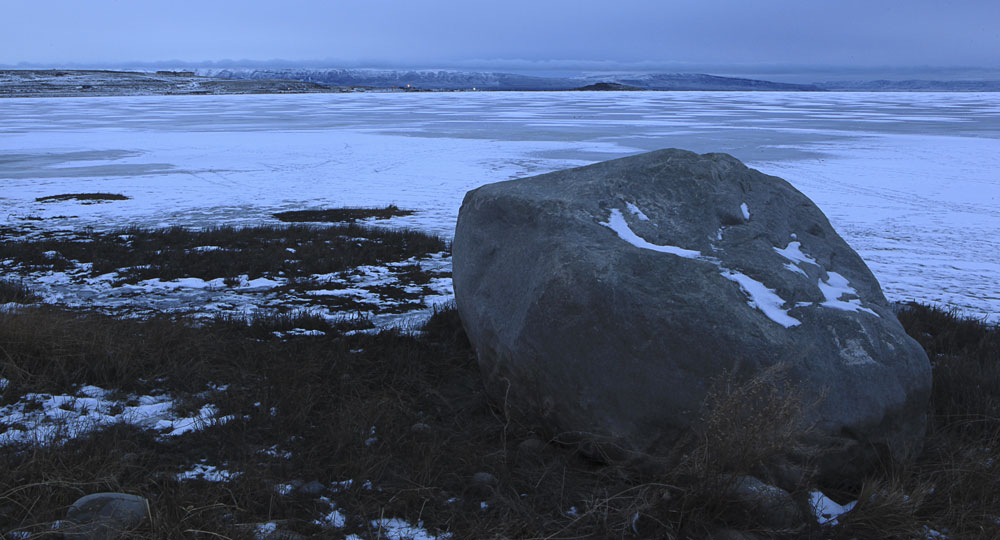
(0, 70, 348, 97)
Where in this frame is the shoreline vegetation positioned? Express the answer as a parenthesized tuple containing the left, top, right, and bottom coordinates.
(0, 69, 344, 98)
(273, 205, 416, 223)
(1, 216, 997, 538)
(36, 193, 131, 204)
(1, 297, 997, 538)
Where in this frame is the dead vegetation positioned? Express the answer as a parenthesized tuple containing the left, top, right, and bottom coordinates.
(0, 292, 996, 538)
(273, 205, 415, 223)
(35, 193, 130, 203)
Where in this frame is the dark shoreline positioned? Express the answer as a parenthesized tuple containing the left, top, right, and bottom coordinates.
(0, 69, 350, 98)
(5, 69, 1000, 98)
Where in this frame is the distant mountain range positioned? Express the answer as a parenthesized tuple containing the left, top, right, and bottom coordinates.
(196, 68, 825, 91)
(3, 69, 998, 97)
(196, 68, 1000, 92)
(816, 79, 1000, 92)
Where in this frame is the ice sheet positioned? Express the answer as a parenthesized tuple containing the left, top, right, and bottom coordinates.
(1, 91, 997, 321)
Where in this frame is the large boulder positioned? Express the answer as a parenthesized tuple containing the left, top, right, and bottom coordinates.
(452, 148, 931, 482)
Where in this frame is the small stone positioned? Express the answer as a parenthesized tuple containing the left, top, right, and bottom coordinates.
(517, 438, 546, 453)
(238, 522, 307, 540)
(65, 493, 150, 540)
(723, 476, 803, 529)
(471, 472, 498, 487)
(706, 528, 762, 540)
(410, 422, 432, 434)
(298, 480, 325, 495)
(266, 529, 307, 540)
(465, 472, 499, 500)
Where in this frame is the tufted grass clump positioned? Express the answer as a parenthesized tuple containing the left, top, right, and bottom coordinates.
(0, 278, 40, 304)
(1, 302, 997, 539)
(827, 304, 1000, 540)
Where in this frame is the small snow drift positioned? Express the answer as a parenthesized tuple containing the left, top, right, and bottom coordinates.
(452, 148, 931, 483)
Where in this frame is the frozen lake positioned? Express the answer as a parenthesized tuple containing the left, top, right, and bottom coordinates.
(2, 91, 999, 321)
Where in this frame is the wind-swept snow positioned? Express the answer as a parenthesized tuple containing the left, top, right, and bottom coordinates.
(818, 271, 880, 317)
(600, 207, 802, 328)
(719, 270, 802, 328)
(774, 238, 880, 317)
(625, 202, 651, 221)
(810, 491, 857, 526)
(773, 239, 816, 267)
(600, 209, 702, 258)
(0, 380, 231, 446)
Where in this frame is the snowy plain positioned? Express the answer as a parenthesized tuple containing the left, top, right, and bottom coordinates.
(1, 90, 999, 322)
(2, 90, 994, 536)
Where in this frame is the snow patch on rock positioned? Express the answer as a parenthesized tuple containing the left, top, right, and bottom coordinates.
(774, 238, 880, 318)
(600, 208, 702, 259)
(625, 201, 650, 221)
(819, 272, 880, 317)
(720, 270, 801, 328)
(810, 491, 856, 526)
(602, 207, 802, 328)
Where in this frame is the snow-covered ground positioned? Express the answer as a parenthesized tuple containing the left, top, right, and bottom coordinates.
(1, 91, 998, 322)
(0, 378, 233, 446)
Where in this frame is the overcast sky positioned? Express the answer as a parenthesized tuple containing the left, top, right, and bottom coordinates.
(4, 0, 999, 78)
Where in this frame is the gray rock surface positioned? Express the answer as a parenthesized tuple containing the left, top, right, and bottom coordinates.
(298, 480, 326, 496)
(706, 528, 765, 540)
(464, 472, 499, 500)
(65, 492, 150, 540)
(471, 471, 499, 487)
(410, 422, 432, 434)
(452, 148, 931, 482)
(517, 437, 547, 453)
(722, 475, 802, 529)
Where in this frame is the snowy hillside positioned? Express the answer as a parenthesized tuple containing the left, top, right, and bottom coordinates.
(0, 69, 338, 97)
(818, 79, 1000, 91)
(196, 68, 576, 90)
(196, 68, 822, 91)
(577, 72, 823, 91)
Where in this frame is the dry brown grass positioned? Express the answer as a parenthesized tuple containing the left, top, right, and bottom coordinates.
(1, 298, 997, 539)
(273, 205, 415, 223)
(828, 304, 1000, 540)
(0, 279, 39, 304)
